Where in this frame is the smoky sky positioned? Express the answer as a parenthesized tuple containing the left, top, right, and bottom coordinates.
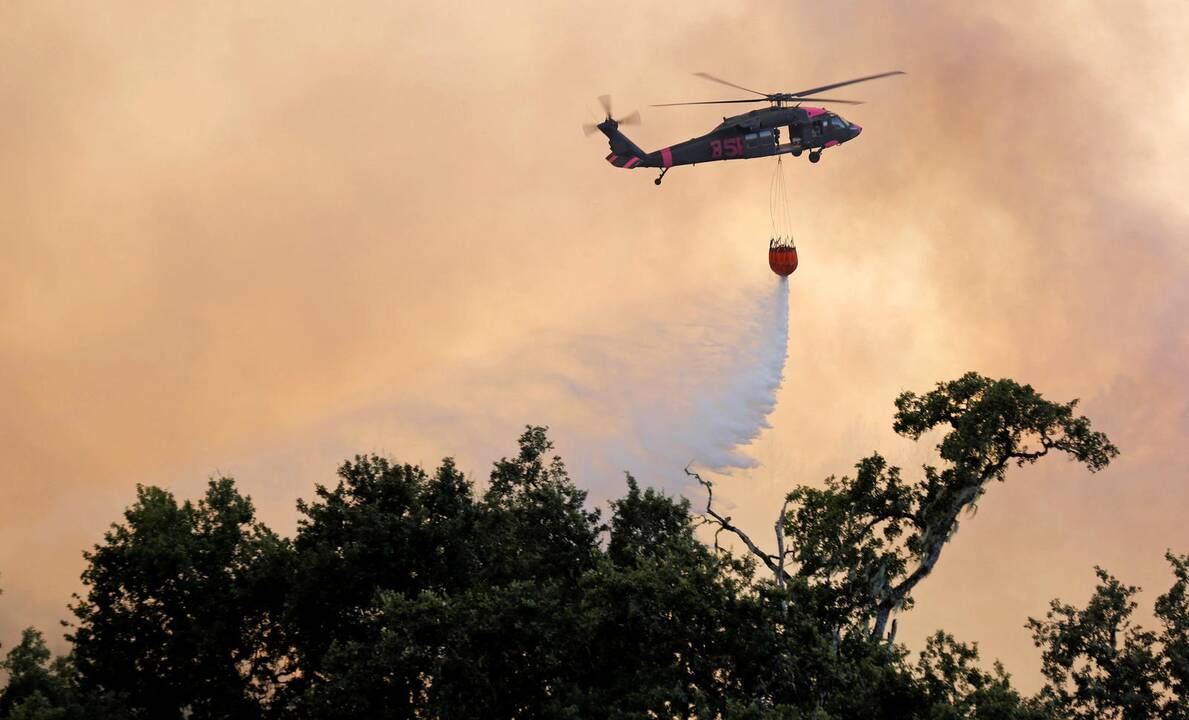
(2, 1, 1187, 690)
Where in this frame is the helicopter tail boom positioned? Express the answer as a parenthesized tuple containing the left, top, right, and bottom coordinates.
(598, 121, 649, 167)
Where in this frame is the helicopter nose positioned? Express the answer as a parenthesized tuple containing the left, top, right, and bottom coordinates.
(851, 124, 862, 137)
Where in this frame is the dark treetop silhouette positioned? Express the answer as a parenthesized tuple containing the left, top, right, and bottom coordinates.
(4, 373, 1183, 720)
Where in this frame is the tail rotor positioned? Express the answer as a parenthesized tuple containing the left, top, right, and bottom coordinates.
(583, 95, 641, 136)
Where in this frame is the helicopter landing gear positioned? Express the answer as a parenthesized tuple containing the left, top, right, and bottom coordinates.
(808, 151, 821, 164)
(654, 167, 670, 186)
(792, 148, 802, 157)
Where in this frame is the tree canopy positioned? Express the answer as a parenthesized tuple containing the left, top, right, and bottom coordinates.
(2, 373, 1179, 719)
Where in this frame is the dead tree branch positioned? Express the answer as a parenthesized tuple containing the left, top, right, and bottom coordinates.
(686, 465, 792, 585)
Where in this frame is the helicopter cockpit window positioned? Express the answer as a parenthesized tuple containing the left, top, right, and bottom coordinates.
(830, 116, 847, 129)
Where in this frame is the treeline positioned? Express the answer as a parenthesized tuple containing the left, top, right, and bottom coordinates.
(0, 373, 1186, 719)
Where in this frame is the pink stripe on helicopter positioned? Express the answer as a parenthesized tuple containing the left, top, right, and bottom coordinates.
(804, 107, 826, 118)
(824, 140, 839, 148)
(661, 147, 673, 167)
(624, 156, 641, 168)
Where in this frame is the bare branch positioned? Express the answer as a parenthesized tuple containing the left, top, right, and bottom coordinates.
(775, 495, 792, 617)
(686, 465, 791, 583)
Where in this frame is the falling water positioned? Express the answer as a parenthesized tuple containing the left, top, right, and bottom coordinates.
(676, 275, 790, 471)
(257, 273, 792, 498)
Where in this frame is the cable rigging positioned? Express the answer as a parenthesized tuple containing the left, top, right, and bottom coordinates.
(768, 157, 799, 277)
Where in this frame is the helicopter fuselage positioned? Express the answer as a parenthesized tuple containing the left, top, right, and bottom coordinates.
(602, 105, 862, 173)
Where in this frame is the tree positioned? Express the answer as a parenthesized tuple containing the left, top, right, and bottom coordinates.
(1156, 552, 1189, 718)
(607, 474, 695, 567)
(307, 469, 779, 719)
(479, 426, 604, 583)
(703, 373, 1118, 644)
(41, 376, 1144, 718)
(574, 476, 757, 717)
(0, 628, 125, 720)
(68, 479, 286, 719)
(282, 453, 482, 706)
(1029, 553, 1189, 719)
(915, 631, 1051, 720)
(0, 628, 56, 718)
(287, 427, 607, 718)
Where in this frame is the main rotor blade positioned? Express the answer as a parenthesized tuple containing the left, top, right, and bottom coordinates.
(582, 122, 600, 136)
(651, 98, 768, 107)
(616, 110, 641, 126)
(789, 96, 865, 105)
(788, 70, 905, 98)
(693, 72, 769, 97)
(597, 94, 613, 117)
(652, 96, 863, 108)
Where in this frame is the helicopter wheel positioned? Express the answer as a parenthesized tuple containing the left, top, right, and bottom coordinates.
(792, 148, 802, 157)
(808, 151, 821, 164)
(654, 178, 662, 186)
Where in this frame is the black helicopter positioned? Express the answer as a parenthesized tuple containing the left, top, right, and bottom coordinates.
(585, 71, 903, 185)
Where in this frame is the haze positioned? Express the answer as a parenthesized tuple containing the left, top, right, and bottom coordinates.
(2, 1, 1187, 691)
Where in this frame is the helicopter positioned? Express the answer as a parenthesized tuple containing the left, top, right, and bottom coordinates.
(584, 71, 904, 185)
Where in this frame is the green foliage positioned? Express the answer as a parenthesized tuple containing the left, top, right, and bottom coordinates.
(67, 479, 286, 719)
(892, 373, 1119, 476)
(291, 430, 769, 718)
(779, 373, 1118, 640)
(573, 482, 752, 716)
(283, 454, 482, 695)
(784, 454, 914, 629)
(1156, 552, 1189, 718)
(915, 631, 1052, 720)
(608, 474, 694, 566)
(480, 426, 604, 582)
(0, 628, 123, 720)
(1029, 555, 1189, 719)
(0, 629, 53, 717)
(1, 375, 1166, 720)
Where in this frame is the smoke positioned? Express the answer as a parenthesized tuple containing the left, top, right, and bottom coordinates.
(8, 0, 1183, 685)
